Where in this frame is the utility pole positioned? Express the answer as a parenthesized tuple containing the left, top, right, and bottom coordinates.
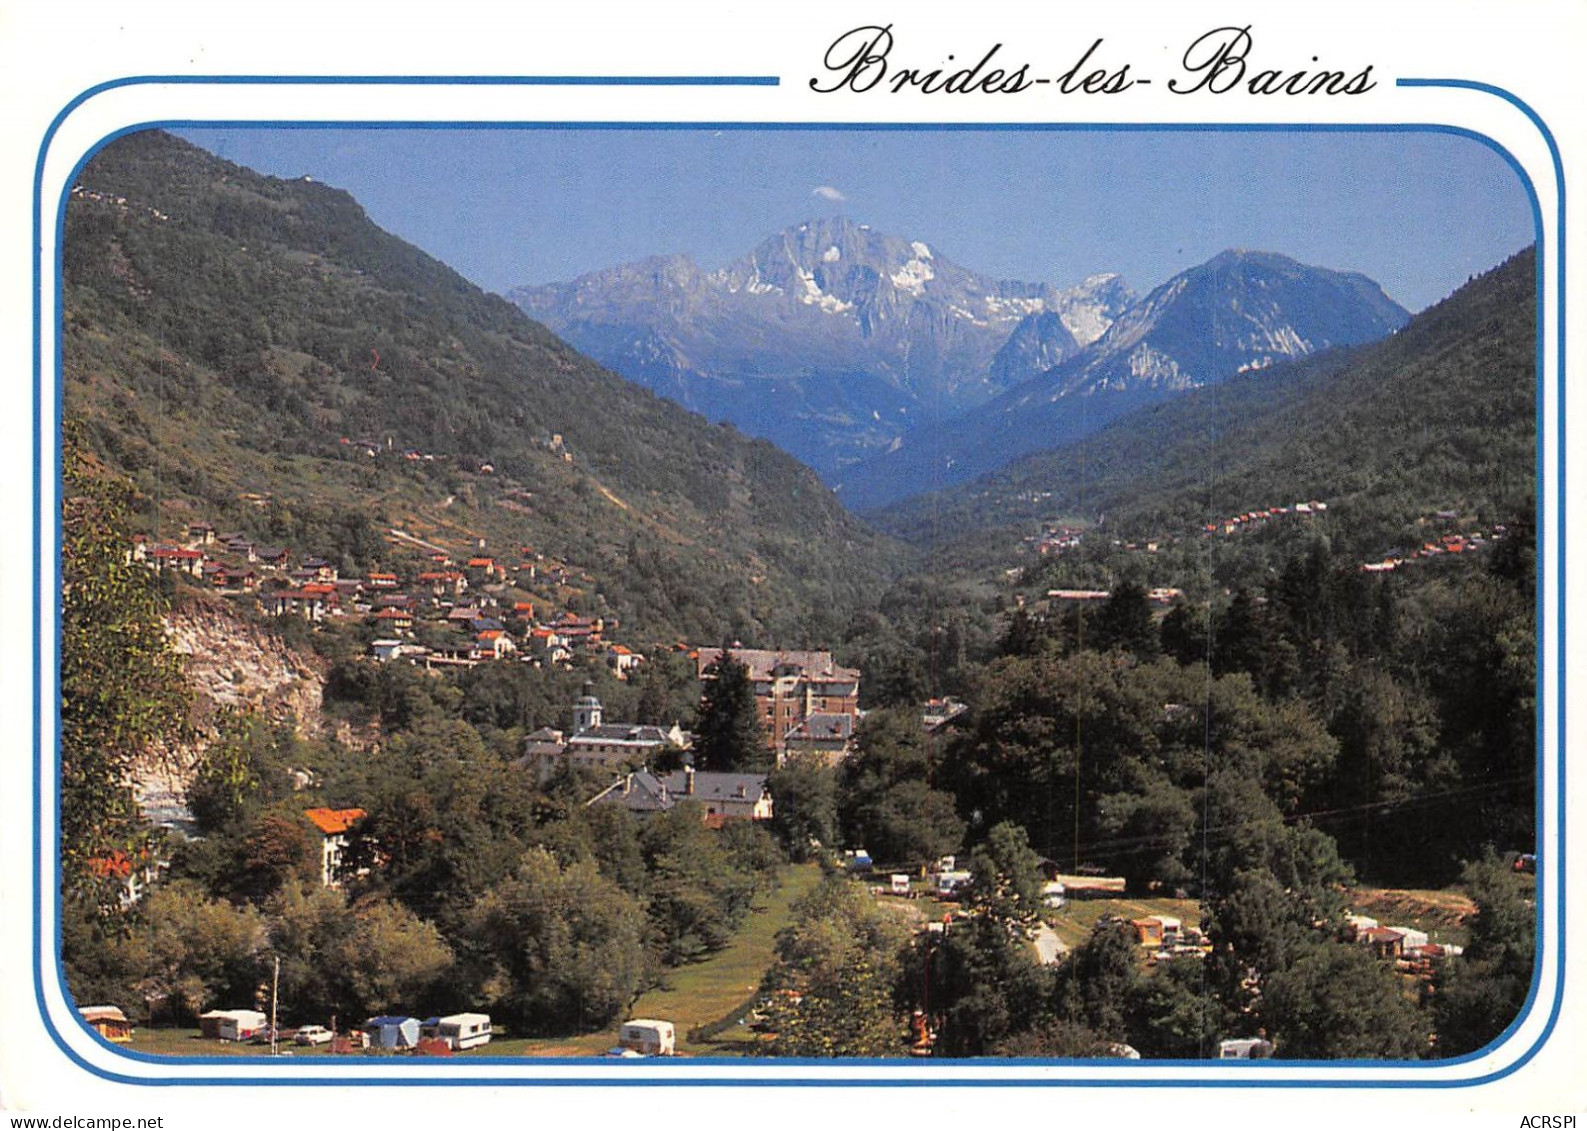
(270, 955, 280, 1057)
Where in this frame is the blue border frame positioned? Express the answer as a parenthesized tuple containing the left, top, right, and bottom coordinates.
(30, 75, 1565, 1090)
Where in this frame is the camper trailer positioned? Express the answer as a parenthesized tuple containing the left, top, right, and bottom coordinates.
(424, 1013, 492, 1050)
(933, 870, 973, 899)
(617, 1019, 676, 1056)
(199, 1009, 269, 1042)
(1218, 1037, 1275, 1059)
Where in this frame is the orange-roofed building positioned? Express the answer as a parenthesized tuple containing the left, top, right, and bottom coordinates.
(303, 807, 366, 888)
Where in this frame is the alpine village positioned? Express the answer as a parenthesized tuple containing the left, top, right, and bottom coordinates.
(63, 132, 1537, 1062)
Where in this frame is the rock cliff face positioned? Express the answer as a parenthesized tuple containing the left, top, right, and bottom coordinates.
(167, 598, 327, 735)
(132, 598, 330, 823)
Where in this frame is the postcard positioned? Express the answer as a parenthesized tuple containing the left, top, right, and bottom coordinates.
(1, 1, 1581, 1124)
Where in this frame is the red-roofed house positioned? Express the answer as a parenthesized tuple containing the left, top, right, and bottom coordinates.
(475, 630, 516, 660)
(418, 570, 468, 598)
(262, 589, 331, 621)
(375, 607, 414, 634)
(150, 546, 205, 577)
(608, 644, 644, 680)
(303, 807, 366, 888)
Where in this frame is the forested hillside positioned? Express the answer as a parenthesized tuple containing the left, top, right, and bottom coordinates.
(64, 131, 900, 645)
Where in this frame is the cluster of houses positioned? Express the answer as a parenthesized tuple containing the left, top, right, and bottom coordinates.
(70, 183, 171, 223)
(1027, 523, 1084, 557)
(129, 521, 647, 676)
(335, 435, 498, 476)
(1358, 525, 1507, 574)
(1201, 499, 1331, 537)
(513, 688, 775, 826)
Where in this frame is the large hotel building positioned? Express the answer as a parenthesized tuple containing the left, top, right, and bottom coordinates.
(694, 647, 862, 764)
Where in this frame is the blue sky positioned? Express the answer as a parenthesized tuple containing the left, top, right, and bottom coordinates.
(177, 126, 1534, 312)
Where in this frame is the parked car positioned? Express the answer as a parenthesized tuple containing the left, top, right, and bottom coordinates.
(295, 1025, 334, 1046)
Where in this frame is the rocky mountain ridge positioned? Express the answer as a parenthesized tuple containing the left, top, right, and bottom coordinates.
(838, 249, 1411, 510)
(509, 216, 1134, 478)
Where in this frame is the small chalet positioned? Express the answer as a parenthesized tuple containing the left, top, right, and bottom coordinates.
(518, 726, 570, 764)
(367, 572, 400, 589)
(149, 545, 205, 577)
(922, 698, 968, 735)
(474, 630, 516, 660)
(79, 1005, 133, 1042)
(220, 534, 256, 561)
(1359, 926, 1407, 960)
(303, 807, 366, 888)
(419, 571, 468, 598)
(552, 613, 603, 644)
(608, 644, 644, 680)
(375, 607, 415, 634)
(1131, 916, 1182, 948)
(301, 557, 338, 582)
(218, 567, 260, 592)
(262, 589, 331, 621)
(370, 638, 425, 663)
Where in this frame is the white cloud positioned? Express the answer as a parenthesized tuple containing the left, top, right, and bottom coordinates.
(811, 185, 846, 203)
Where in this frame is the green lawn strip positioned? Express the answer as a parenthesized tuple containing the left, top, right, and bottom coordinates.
(125, 1029, 338, 1057)
(515, 861, 824, 1057)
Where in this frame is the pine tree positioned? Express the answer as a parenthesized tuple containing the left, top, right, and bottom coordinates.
(693, 650, 766, 771)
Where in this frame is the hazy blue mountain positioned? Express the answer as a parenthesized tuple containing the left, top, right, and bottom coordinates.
(509, 217, 1134, 479)
(839, 250, 1411, 510)
(870, 246, 1533, 567)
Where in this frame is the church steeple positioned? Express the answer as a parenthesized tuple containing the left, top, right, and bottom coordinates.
(573, 682, 603, 733)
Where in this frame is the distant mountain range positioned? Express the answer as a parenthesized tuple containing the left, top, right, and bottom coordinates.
(870, 245, 1535, 566)
(837, 249, 1412, 510)
(511, 223, 1410, 510)
(508, 217, 1135, 479)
